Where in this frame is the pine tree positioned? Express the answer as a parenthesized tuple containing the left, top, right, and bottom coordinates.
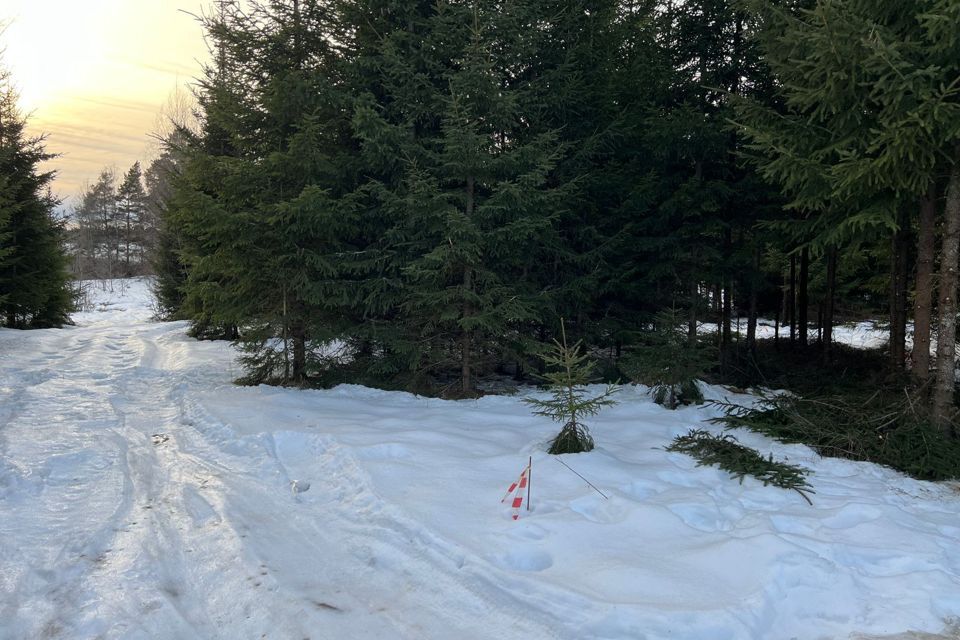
(116, 162, 148, 275)
(72, 170, 117, 281)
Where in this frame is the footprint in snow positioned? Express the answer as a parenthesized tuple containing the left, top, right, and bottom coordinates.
(489, 549, 553, 572)
(570, 495, 628, 524)
(508, 522, 549, 541)
(667, 503, 735, 533)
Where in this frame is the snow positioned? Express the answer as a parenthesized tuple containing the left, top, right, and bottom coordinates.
(699, 319, 894, 350)
(1, 278, 959, 639)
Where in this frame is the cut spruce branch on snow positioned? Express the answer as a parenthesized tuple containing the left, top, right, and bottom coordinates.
(667, 429, 814, 505)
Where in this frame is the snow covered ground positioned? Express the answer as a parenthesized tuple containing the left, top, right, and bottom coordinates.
(700, 319, 894, 350)
(1, 278, 959, 640)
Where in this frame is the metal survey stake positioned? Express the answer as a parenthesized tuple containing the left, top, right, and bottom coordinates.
(527, 456, 531, 511)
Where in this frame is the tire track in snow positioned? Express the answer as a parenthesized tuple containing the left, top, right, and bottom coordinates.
(0, 318, 241, 639)
(177, 394, 566, 639)
(4, 314, 558, 639)
(0, 324, 136, 639)
(3, 299, 565, 639)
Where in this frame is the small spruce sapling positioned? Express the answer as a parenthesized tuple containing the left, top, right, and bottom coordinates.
(525, 321, 619, 454)
(622, 309, 714, 409)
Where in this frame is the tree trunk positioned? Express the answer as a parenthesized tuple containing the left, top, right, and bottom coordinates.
(890, 207, 911, 370)
(823, 245, 837, 357)
(721, 229, 732, 349)
(125, 211, 132, 275)
(913, 188, 937, 381)
(798, 247, 809, 347)
(688, 278, 698, 347)
(933, 156, 960, 433)
(713, 283, 722, 346)
(461, 322, 472, 394)
(461, 175, 476, 395)
(780, 267, 789, 327)
(461, 265, 473, 395)
(282, 287, 290, 382)
(817, 305, 822, 344)
(291, 319, 306, 384)
(774, 308, 780, 349)
(720, 227, 733, 352)
(789, 254, 796, 345)
(721, 281, 732, 350)
(746, 245, 759, 351)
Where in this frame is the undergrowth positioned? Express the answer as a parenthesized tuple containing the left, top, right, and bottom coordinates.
(619, 309, 714, 409)
(713, 341, 894, 396)
(667, 429, 814, 504)
(713, 388, 960, 481)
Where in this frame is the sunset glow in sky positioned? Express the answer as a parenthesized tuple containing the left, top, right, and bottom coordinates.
(3, 1, 210, 201)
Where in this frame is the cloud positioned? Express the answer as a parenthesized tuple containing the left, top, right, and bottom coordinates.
(70, 95, 164, 114)
(5, 0, 209, 200)
(119, 56, 203, 78)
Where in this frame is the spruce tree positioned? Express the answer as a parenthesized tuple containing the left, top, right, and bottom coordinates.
(0, 182, 16, 309)
(352, 2, 567, 395)
(623, 309, 714, 409)
(0, 67, 72, 328)
(525, 321, 618, 454)
(146, 138, 188, 318)
(172, 0, 358, 381)
(737, 0, 960, 431)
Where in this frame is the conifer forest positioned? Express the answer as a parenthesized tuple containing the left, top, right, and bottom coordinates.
(6, 0, 960, 436)
(141, 0, 960, 437)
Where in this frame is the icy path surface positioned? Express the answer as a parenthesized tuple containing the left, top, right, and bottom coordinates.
(1, 279, 959, 640)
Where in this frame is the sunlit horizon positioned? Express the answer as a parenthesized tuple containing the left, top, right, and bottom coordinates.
(3, 1, 211, 205)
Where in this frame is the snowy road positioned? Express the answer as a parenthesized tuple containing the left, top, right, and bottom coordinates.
(2, 280, 960, 640)
(0, 287, 555, 639)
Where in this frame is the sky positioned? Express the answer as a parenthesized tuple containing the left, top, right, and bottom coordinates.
(3, 1, 211, 204)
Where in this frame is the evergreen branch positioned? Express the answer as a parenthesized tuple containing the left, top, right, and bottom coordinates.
(667, 429, 814, 505)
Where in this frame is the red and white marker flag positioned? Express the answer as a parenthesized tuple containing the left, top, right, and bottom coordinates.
(501, 463, 530, 520)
